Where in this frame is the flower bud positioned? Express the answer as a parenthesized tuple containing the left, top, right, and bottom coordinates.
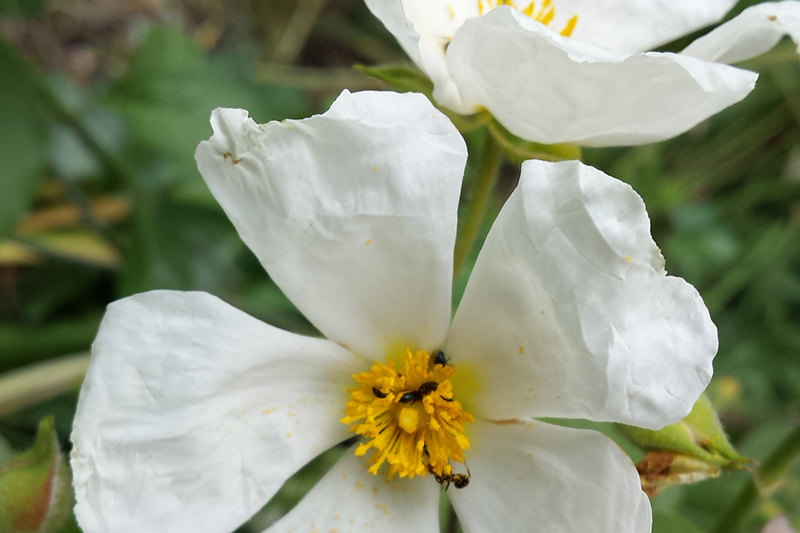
(636, 451, 721, 496)
(0, 416, 73, 533)
(617, 393, 750, 494)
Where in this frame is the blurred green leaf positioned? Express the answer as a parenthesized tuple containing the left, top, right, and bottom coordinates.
(107, 26, 306, 180)
(0, 0, 44, 18)
(118, 195, 245, 295)
(653, 512, 707, 533)
(0, 436, 13, 466)
(0, 316, 100, 372)
(0, 39, 51, 238)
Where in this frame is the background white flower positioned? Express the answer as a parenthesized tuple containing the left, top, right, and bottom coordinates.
(71, 90, 716, 533)
(365, 0, 800, 146)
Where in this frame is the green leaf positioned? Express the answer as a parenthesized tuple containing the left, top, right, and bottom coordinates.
(0, 40, 51, 238)
(653, 512, 707, 533)
(0, 0, 45, 18)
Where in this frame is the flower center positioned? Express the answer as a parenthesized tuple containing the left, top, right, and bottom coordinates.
(341, 348, 474, 482)
(477, 0, 578, 36)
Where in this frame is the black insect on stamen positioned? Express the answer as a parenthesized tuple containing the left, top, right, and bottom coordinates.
(452, 474, 470, 489)
(372, 387, 388, 399)
(398, 390, 423, 404)
(427, 463, 471, 491)
(433, 350, 449, 367)
(418, 381, 439, 396)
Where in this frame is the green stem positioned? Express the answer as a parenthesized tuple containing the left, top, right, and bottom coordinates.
(712, 424, 800, 533)
(453, 129, 504, 277)
(0, 353, 90, 417)
(270, 0, 330, 64)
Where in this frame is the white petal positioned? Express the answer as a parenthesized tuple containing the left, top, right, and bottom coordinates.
(447, 161, 717, 429)
(560, 0, 737, 53)
(364, 0, 474, 112)
(264, 448, 440, 533)
(450, 419, 652, 533)
(72, 291, 362, 533)
(363, 0, 426, 66)
(682, 1, 800, 64)
(446, 7, 757, 146)
(195, 91, 467, 359)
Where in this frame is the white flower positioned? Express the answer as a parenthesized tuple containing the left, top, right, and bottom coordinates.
(71, 90, 717, 533)
(365, 0, 800, 146)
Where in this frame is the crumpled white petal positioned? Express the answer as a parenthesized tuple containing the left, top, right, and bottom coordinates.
(445, 7, 757, 146)
(560, 0, 737, 53)
(71, 291, 362, 533)
(264, 448, 440, 533)
(450, 419, 652, 533)
(446, 160, 717, 429)
(363, 0, 474, 112)
(682, 1, 800, 64)
(195, 91, 467, 360)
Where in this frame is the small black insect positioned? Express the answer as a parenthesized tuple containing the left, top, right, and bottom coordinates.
(372, 387, 387, 399)
(428, 464, 471, 490)
(398, 390, 423, 404)
(418, 381, 439, 395)
(433, 350, 449, 367)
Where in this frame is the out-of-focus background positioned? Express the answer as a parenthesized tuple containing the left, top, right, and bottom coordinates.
(1, 1, 799, 532)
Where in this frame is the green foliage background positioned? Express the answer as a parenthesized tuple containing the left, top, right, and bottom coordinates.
(0, 1, 799, 532)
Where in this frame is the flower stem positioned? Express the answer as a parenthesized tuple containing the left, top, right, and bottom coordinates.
(712, 424, 800, 533)
(453, 129, 504, 277)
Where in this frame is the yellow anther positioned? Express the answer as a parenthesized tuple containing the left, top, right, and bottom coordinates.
(478, 0, 578, 36)
(560, 14, 579, 37)
(341, 349, 474, 480)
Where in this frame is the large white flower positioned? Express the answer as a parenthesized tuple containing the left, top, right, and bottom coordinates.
(365, 0, 800, 146)
(71, 90, 717, 533)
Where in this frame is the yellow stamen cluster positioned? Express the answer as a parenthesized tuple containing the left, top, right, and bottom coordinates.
(477, 0, 579, 36)
(341, 349, 474, 480)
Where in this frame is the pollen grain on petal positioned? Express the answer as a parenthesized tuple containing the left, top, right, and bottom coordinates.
(342, 348, 474, 481)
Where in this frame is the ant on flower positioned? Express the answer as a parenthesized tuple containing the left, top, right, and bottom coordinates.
(428, 463, 471, 490)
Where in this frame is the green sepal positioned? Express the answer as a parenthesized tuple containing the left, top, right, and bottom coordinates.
(617, 393, 750, 470)
(355, 63, 490, 132)
(0, 0, 45, 19)
(355, 63, 434, 96)
(0, 416, 74, 533)
(683, 393, 750, 465)
(487, 118, 582, 163)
